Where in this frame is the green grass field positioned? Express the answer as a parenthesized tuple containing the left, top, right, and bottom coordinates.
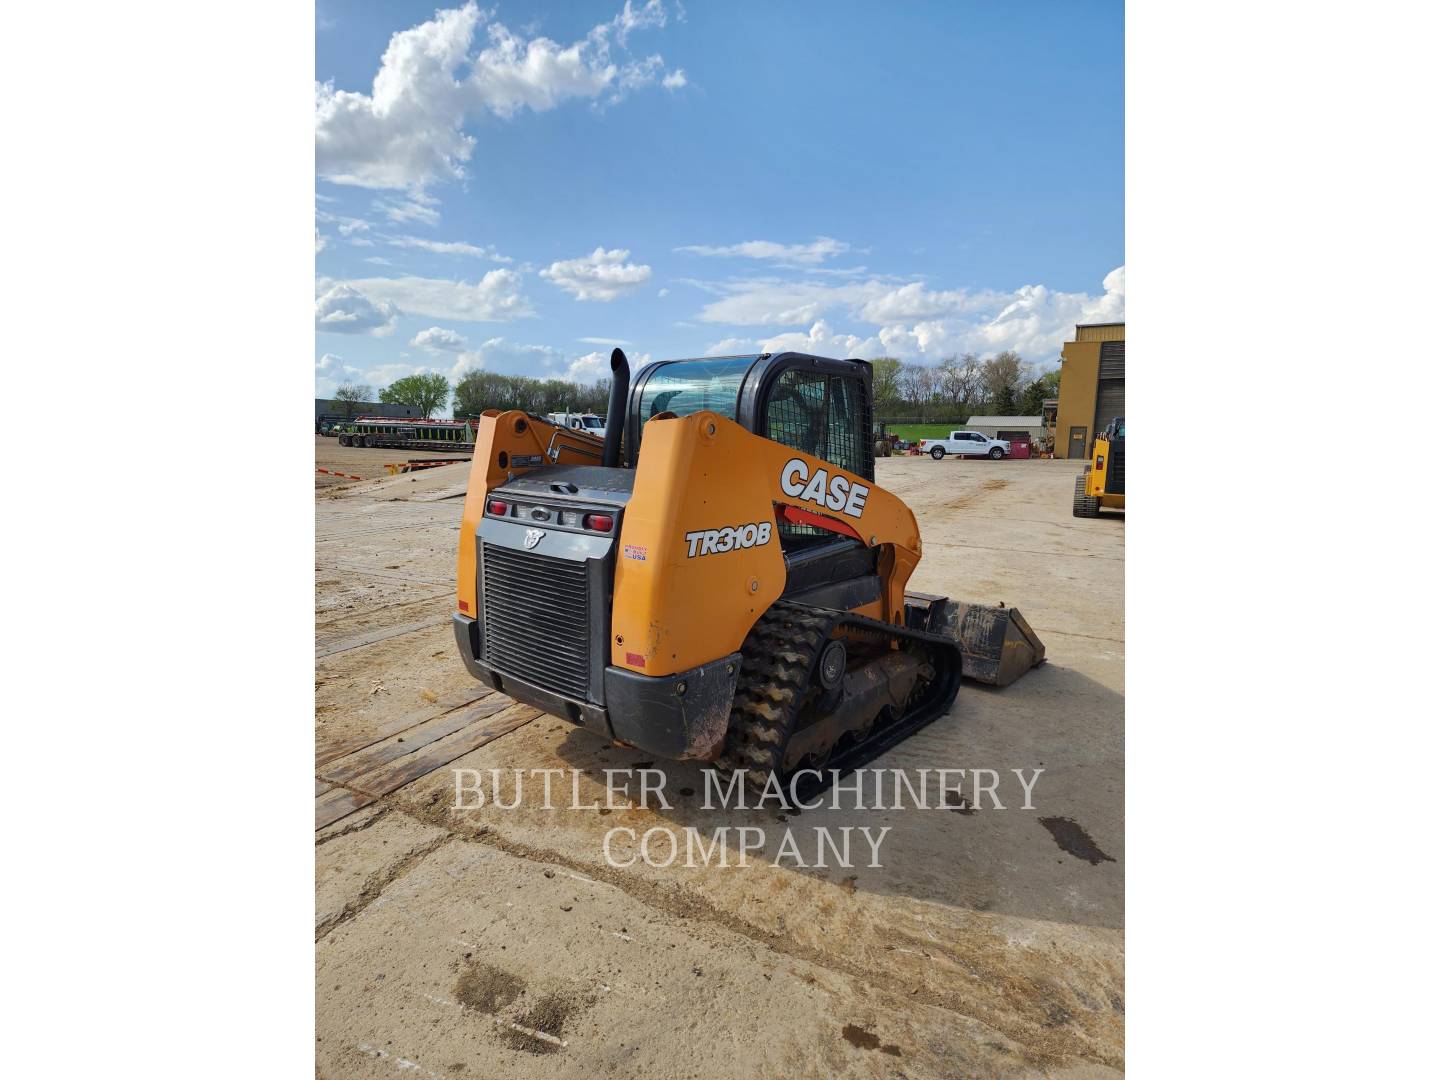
(884, 423, 957, 442)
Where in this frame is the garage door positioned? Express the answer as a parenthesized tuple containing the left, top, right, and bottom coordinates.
(1093, 341, 1125, 436)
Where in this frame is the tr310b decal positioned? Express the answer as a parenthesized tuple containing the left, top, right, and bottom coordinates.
(684, 521, 773, 558)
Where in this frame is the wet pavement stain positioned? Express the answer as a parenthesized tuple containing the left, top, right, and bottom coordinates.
(842, 1023, 902, 1056)
(455, 961, 524, 1013)
(1039, 817, 1116, 865)
(503, 989, 589, 1055)
(944, 791, 977, 815)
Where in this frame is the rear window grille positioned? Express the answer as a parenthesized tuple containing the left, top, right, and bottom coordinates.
(765, 371, 872, 541)
(1105, 443, 1126, 495)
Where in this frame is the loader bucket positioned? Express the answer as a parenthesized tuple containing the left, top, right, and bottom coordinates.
(947, 602, 1046, 686)
(902, 594, 1047, 686)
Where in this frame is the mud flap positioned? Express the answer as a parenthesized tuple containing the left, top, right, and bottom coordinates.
(905, 593, 1046, 687)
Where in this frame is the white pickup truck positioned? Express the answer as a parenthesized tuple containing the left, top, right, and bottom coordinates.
(545, 412, 607, 437)
(920, 430, 1010, 460)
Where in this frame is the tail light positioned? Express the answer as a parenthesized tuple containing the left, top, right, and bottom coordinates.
(583, 513, 614, 532)
(487, 499, 508, 515)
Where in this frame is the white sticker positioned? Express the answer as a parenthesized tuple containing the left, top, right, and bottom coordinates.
(779, 458, 870, 518)
(684, 521, 773, 559)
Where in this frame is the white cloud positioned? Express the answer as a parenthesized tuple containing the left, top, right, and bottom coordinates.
(662, 69, 687, 89)
(703, 337, 754, 355)
(872, 268, 1127, 362)
(696, 278, 846, 325)
(316, 2, 681, 190)
(657, 287, 669, 297)
(363, 256, 392, 265)
(470, 21, 614, 117)
(411, 326, 469, 351)
(566, 349, 650, 382)
(341, 269, 533, 322)
(315, 353, 376, 396)
(540, 247, 653, 301)
(448, 337, 569, 382)
(676, 236, 850, 266)
(315, 4, 481, 189)
(372, 193, 440, 226)
(758, 321, 884, 359)
(694, 267, 1125, 365)
(316, 353, 356, 375)
(610, 0, 669, 43)
(386, 234, 511, 262)
(366, 362, 444, 388)
(566, 350, 609, 382)
(855, 281, 1001, 322)
(315, 228, 327, 253)
(316, 211, 372, 236)
(578, 336, 632, 346)
(315, 283, 398, 335)
(616, 54, 665, 96)
(707, 322, 883, 360)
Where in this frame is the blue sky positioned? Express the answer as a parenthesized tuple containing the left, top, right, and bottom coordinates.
(315, 1, 1123, 405)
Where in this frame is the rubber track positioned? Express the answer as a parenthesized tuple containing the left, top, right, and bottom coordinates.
(715, 601, 836, 778)
(1073, 473, 1100, 517)
(717, 600, 964, 793)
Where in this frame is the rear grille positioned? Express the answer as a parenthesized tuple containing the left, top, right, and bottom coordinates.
(481, 542, 590, 700)
(1106, 443, 1126, 495)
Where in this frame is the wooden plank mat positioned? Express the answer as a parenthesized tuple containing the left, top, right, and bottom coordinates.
(349, 703, 541, 798)
(315, 787, 376, 830)
(314, 700, 536, 831)
(318, 696, 514, 785)
(315, 614, 452, 659)
(316, 779, 333, 797)
(315, 688, 494, 767)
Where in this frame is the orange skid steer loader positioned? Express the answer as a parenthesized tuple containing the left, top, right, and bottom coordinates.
(454, 350, 1044, 784)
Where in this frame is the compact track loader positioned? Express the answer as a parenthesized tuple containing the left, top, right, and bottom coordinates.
(1073, 416, 1125, 517)
(454, 350, 1044, 783)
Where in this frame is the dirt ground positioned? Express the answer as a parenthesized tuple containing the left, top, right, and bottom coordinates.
(315, 437, 1124, 1078)
(316, 435, 471, 489)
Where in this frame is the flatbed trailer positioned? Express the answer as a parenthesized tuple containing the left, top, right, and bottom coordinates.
(335, 416, 477, 452)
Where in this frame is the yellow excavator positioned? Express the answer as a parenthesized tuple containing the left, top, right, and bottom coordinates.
(454, 350, 1044, 783)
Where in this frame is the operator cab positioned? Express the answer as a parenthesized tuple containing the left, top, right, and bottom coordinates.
(623, 353, 875, 556)
(619, 352, 880, 608)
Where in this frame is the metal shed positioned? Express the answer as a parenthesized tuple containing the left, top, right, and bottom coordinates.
(961, 416, 1048, 441)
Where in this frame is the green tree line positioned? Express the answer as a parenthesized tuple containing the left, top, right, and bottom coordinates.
(871, 353, 1062, 422)
(328, 372, 612, 420)
(331, 352, 1059, 423)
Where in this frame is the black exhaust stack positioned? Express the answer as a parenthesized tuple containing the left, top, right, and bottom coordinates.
(602, 347, 629, 468)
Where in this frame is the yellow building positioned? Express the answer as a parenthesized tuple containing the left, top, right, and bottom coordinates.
(1055, 322, 1124, 459)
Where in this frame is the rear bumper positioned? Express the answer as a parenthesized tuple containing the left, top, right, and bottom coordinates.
(453, 614, 741, 761)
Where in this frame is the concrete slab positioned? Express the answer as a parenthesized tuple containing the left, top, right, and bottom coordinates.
(315, 454, 1124, 1075)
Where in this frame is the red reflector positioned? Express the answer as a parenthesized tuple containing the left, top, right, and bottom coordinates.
(458, 600, 469, 612)
(487, 499, 507, 515)
(625, 651, 646, 668)
(584, 513, 614, 532)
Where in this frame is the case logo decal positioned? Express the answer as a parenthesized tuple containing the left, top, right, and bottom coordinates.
(685, 521, 773, 558)
(780, 458, 870, 518)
